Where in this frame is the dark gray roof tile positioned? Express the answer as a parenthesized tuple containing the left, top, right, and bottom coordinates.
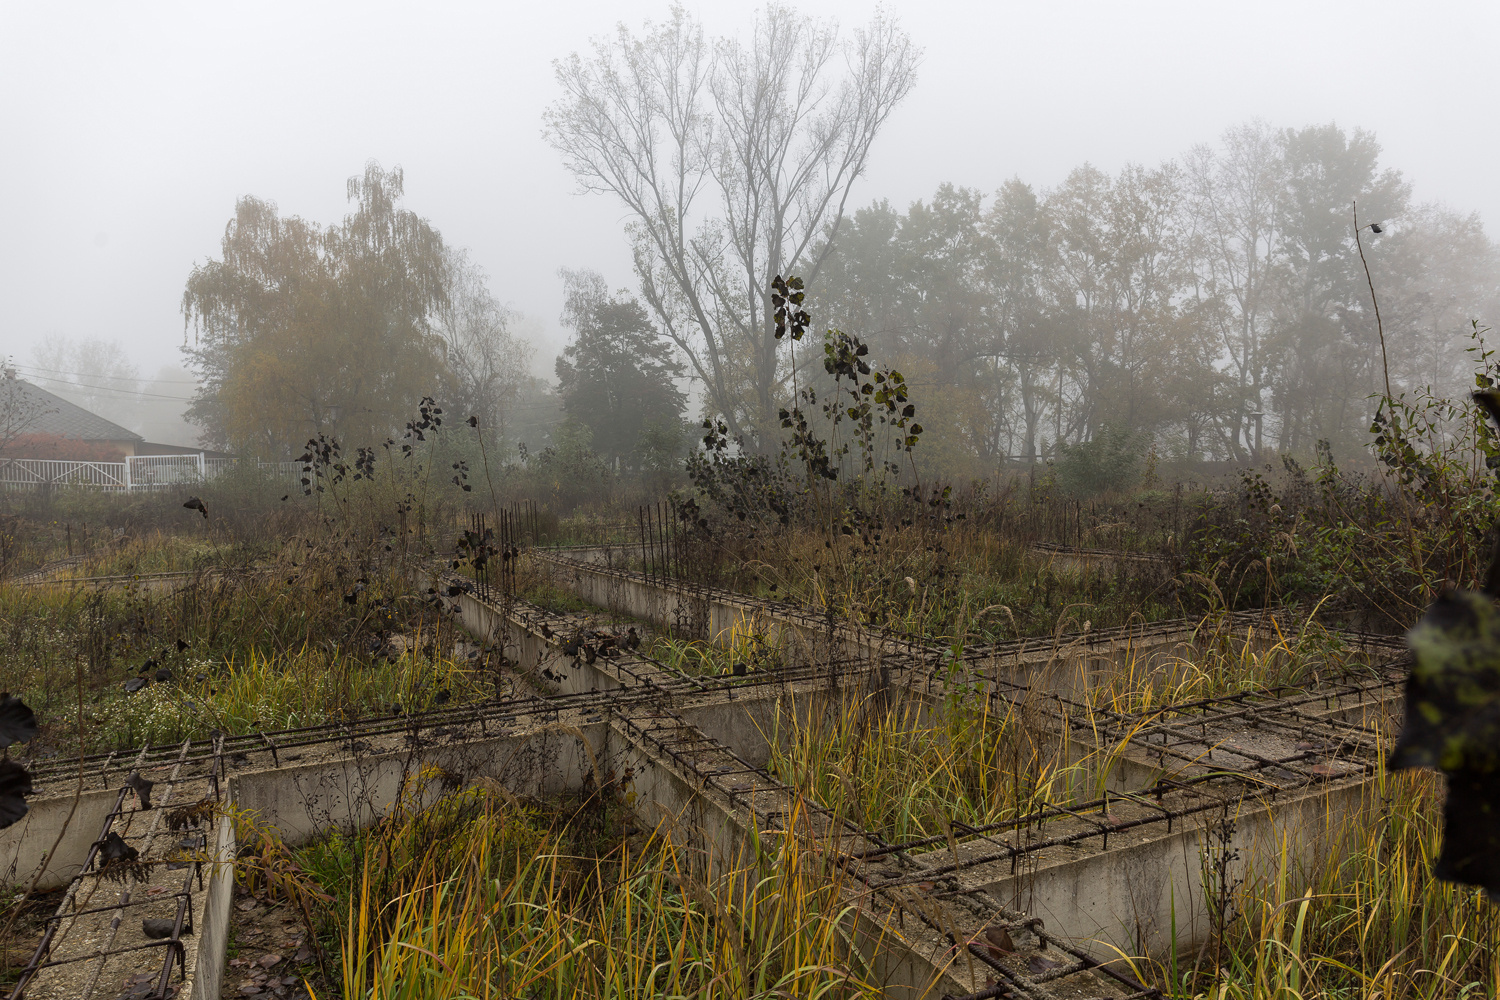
(7, 380, 144, 442)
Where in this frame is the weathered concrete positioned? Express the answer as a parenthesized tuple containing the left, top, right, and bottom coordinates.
(942, 773, 1377, 960)
(186, 811, 236, 1000)
(12, 566, 277, 595)
(0, 787, 122, 891)
(206, 692, 980, 999)
(440, 584, 1139, 997)
(537, 551, 867, 665)
(445, 578, 883, 770)
(534, 552, 1404, 966)
(1027, 542, 1172, 579)
(605, 702, 981, 999)
(535, 550, 1406, 706)
(232, 720, 610, 846)
(15, 767, 218, 1000)
(5, 551, 1406, 1000)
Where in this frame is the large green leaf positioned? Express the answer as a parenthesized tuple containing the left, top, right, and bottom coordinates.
(1396, 588, 1500, 897)
(1397, 589, 1500, 773)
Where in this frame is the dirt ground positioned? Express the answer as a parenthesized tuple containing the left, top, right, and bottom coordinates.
(220, 885, 320, 999)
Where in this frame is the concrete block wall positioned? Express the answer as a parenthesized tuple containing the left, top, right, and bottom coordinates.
(187, 812, 237, 1000)
(534, 549, 1404, 965)
(3, 554, 1401, 1000)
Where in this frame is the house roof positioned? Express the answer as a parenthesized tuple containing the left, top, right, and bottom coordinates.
(8, 379, 144, 443)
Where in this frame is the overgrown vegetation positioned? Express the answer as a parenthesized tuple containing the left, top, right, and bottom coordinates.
(7, 6, 1500, 995)
(767, 616, 1361, 845)
(2, 292, 1499, 998)
(0, 539, 485, 756)
(245, 777, 879, 1000)
(1150, 766, 1500, 1000)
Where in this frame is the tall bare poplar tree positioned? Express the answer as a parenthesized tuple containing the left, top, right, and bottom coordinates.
(1184, 121, 1286, 460)
(545, 5, 917, 443)
(436, 248, 534, 443)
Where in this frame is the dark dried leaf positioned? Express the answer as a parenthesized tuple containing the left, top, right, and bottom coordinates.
(0, 695, 38, 748)
(99, 831, 139, 865)
(0, 760, 34, 830)
(125, 771, 154, 810)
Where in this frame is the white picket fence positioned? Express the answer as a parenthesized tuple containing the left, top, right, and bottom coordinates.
(0, 455, 301, 493)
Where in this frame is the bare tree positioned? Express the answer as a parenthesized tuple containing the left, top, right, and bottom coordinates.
(0, 364, 56, 459)
(1375, 204, 1500, 399)
(30, 337, 142, 430)
(545, 4, 917, 442)
(436, 248, 534, 442)
(1183, 121, 1286, 460)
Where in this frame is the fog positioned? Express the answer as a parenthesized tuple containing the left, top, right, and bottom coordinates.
(6, 8, 1500, 987)
(1, 0, 1496, 457)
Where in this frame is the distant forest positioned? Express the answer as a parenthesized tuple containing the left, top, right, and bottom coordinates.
(808, 121, 1498, 473)
(541, 7, 1499, 479)
(171, 122, 1497, 487)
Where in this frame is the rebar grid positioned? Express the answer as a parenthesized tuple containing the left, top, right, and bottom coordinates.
(479, 554, 1395, 998)
(10, 566, 278, 591)
(613, 702, 1163, 1000)
(493, 576, 1398, 938)
(21, 645, 880, 794)
(842, 697, 1392, 883)
(536, 549, 1407, 673)
(857, 749, 1383, 890)
(8, 733, 223, 1000)
(8, 556, 1402, 1000)
(613, 703, 880, 846)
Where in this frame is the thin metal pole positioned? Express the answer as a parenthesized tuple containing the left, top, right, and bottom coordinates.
(638, 506, 648, 582)
(650, 503, 660, 583)
(506, 509, 514, 596)
(651, 503, 661, 582)
(663, 503, 675, 581)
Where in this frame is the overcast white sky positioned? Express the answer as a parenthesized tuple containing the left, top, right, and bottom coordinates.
(2, 0, 1495, 385)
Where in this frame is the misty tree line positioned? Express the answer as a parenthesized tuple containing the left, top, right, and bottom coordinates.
(175, 164, 688, 475)
(71, 3, 1495, 490)
(809, 121, 1498, 469)
(181, 164, 536, 455)
(543, 6, 1498, 478)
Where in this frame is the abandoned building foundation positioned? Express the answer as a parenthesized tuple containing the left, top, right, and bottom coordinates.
(0, 546, 1407, 1000)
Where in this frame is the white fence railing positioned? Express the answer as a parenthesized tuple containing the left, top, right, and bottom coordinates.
(0, 459, 128, 490)
(128, 454, 204, 488)
(0, 455, 302, 493)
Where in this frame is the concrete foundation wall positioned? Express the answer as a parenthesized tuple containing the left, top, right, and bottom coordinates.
(232, 724, 608, 846)
(0, 788, 120, 890)
(538, 556, 869, 666)
(975, 775, 1376, 958)
(1027, 545, 1172, 580)
(538, 554, 1351, 706)
(1, 556, 1387, 1000)
(451, 587, 666, 697)
(606, 716, 968, 1000)
(186, 811, 237, 1000)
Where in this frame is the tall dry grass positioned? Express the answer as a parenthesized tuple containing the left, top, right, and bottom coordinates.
(289, 781, 888, 1000)
(0, 533, 478, 753)
(1148, 762, 1499, 999)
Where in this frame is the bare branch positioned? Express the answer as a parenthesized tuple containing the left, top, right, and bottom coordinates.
(544, 5, 918, 442)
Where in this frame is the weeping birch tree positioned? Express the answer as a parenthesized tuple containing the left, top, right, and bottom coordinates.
(544, 5, 918, 444)
(181, 163, 452, 456)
